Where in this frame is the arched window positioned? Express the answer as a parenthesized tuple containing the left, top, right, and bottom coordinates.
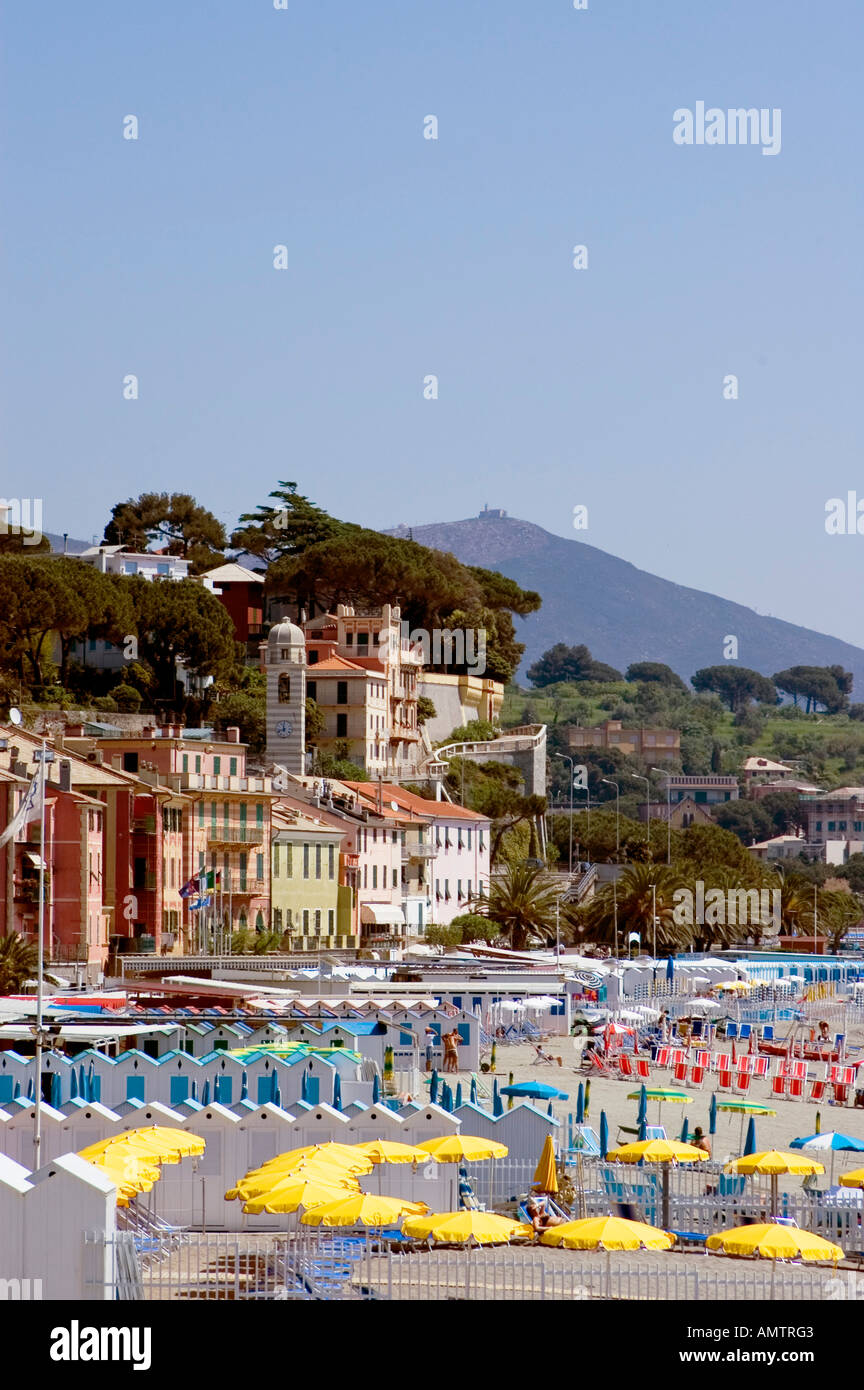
(278, 674, 291, 703)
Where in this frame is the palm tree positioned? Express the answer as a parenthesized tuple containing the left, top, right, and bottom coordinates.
(578, 864, 691, 953)
(485, 863, 563, 951)
(0, 933, 39, 994)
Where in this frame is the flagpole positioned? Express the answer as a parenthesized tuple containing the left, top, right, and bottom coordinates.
(34, 736, 47, 1168)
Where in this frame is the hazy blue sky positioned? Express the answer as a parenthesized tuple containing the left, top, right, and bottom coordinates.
(2, 2, 862, 645)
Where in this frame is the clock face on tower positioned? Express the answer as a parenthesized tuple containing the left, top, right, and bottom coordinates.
(275, 720, 293, 737)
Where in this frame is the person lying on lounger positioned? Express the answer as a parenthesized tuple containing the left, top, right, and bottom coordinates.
(525, 1198, 564, 1235)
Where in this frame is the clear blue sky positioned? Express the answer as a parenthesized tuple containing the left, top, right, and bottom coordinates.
(2, 1, 862, 646)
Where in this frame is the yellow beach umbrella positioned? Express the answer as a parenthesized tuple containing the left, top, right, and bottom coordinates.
(245, 1143, 374, 1176)
(707, 1224, 843, 1263)
(84, 1153, 163, 1206)
(80, 1126, 205, 1166)
(300, 1194, 430, 1227)
(532, 1135, 559, 1195)
(724, 1150, 824, 1176)
(226, 1162, 360, 1203)
(417, 1135, 508, 1163)
(402, 1210, 532, 1246)
(355, 1140, 429, 1165)
(539, 1216, 676, 1251)
(839, 1169, 864, 1188)
(606, 1140, 708, 1164)
(242, 1177, 357, 1216)
(724, 1149, 824, 1217)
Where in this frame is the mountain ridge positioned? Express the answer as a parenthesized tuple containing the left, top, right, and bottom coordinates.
(387, 514, 864, 693)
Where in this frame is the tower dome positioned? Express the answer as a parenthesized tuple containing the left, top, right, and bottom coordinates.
(267, 619, 305, 649)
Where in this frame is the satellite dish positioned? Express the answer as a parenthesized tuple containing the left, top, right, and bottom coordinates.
(390, 801, 399, 812)
(8, 707, 22, 726)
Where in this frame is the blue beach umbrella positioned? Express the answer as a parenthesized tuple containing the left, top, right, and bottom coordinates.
(666, 954, 675, 984)
(576, 1082, 585, 1125)
(680, 1116, 689, 1144)
(300, 1070, 309, 1104)
(27, 1079, 34, 1101)
(87, 1062, 97, 1102)
(240, 1070, 249, 1102)
(332, 1072, 342, 1111)
(637, 1084, 648, 1128)
(50, 1072, 61, 1108)
(547, 1101, 554, 1117)
(455, 1082, 463, 1108)
(70, 1070, 78, 1100)
(638, 1114, 648, 1143)
(499, 1082, 569, 1101)
(599, 1110, 609, 1159)
(272, 1082, 282, 1109)
(470, 1076, 478, 1106)
(13, 1080, 20, 1100)
(584, 1079, 590, 1118)
(372, 1073, 381, 1104)
(493, 1083, 504, 1119)
(201, 1080, 211, 1106)
(743, 1117, 757, 1157)
(790, 1130, 864, 1184)
(709, 1092, 717, 1136)
(443, 1083, 454, 1113)
(79, 1064, 87, 1098)
(191, 1081, 198, 1102)
(429, 1070, 439, 1105)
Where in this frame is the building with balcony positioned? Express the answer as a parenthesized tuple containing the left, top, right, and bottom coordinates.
(270, 806, 354, 950)
(664, 774, 739, 806)
(301, 604, 424, 779)
(799, 788, 864, 862)
(565, 720, 680, 762)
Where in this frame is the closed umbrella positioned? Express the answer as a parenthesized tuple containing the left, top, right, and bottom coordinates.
(190, 1081, 198, 1103)
(87, 1062, 96, 1102)
(576, 1083, 585, 1125)
(201, 1081, 211, 1106)
(79, 1064, 88, 1100)
(300, 1071, 309, 1105)
(599, 1110, 609, 1159)
(638, 1114, 648, 1143)
(70, 1070, 78, 1100)
(470, 1076, 478, 1106)
(743, 1117, 757, 1157)
(490, 1043, 497, 1074)
(508, 1072, 514, 1111)
(383, 1047, 394, 1085)
(27, 1079, 34, 1101)
(815, 1110, 821, 1136)
(50, 1072, 61, 1108)
(272, 1082, 282, 1110)
(442, 1083, 453, 1113)
(455, 1082, 463, 1108)
(680, 1116, 689, 1144)
(666, 955, 675, 985)
(493, 1082, 504, 1119)
(636, 1084, 647, 1129)
(13, 1081, 20, 1100)
(332, 1072, 342, 1111)
(547, 1101, 554, 1117)
(240, 1070, 249, 1102)
(709, 1092, 717, 1136)
(532, 1135, 559, 1195)
(429, 1070, 439, 1105)
(372, 1073, 381, 1104)
(584, 1079, 590, 1118)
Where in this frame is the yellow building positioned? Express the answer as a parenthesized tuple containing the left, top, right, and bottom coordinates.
(270, 807, 354, 950)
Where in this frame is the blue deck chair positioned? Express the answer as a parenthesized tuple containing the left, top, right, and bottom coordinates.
(763, 1025, 774, 1041)
(739, 1024, 751, 1040)
(726, 1022, 738, 1040)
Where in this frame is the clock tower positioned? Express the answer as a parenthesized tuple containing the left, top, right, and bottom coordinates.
(262, 618, 306, 772)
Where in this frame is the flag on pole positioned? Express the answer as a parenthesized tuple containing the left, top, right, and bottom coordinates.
(0, 771, 41, 849)
(200, 870, 221, 890)
(179, 876, 199, 899)
(188, 895, 212, 912)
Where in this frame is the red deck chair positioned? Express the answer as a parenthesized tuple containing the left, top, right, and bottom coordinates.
(738, 1055, 754, 1075)
(655, 1046, 672, 1069)
(694, 1050, 710, 1070)
(788, 1076, 805, 1100)
(688, 1064, 706, 1089)
(834, 1084, 850, 1106)
(673, 1061, 687, 1084)
(771, 1073, 787, 1100)
(718, 1068, 733, 1091)
(735, 1070, 752, 1095)
(752, 1056, 770, 1079)
(635, 1058, 651, 1081)
(807, 1079, 825, 1104)
(618, 1054, 634, 1079)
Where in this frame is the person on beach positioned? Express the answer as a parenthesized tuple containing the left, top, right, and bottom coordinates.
(818, 1021, 831, 1042)
(443, 1030, 459, 1073)
(691, 1127, 711, 1156)
(525, 1198, 564, 1235)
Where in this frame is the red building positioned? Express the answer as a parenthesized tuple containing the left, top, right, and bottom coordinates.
(203, 563, 266, 660)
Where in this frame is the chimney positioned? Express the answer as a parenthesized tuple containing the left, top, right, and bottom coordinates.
(142, 725, 155, 739)
(59, 759, 72, 792)
(65, 723, 85, 738)
(225, 727, 241, 744)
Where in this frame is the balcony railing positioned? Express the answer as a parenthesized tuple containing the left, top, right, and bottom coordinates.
(206, 828, 265, 848)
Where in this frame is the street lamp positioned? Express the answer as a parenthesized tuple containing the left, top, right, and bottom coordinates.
(554, 754, 575, 877)
(650, 768, 672, 866)
(601, 778, 620, 859)
(629, 773, 651, 858)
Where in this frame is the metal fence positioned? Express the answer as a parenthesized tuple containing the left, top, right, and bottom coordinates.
(87, 1229, 845, 1301)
